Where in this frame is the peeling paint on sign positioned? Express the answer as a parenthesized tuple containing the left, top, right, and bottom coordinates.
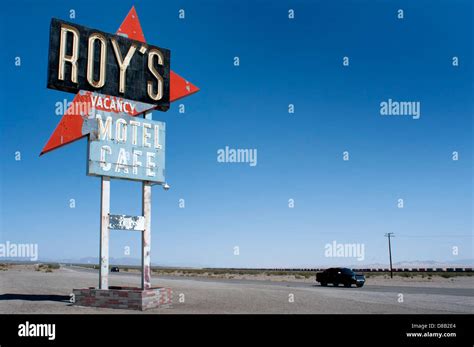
(109, 214, 145, 231)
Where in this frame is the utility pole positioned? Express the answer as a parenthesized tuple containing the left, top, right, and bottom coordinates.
(384, 233, 395, 278)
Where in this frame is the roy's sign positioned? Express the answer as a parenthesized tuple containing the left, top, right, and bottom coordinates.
(41, 8, 198, 156)
(87, 113, 165, 183)
(41, 6, 199, 295)
(47, 18, 170, 110)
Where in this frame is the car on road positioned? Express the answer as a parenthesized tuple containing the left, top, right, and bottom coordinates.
(316, 267, 365, 288)
(110, 266, 120, 272)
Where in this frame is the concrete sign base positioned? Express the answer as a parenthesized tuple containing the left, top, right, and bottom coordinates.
(73, 287, 172, 311)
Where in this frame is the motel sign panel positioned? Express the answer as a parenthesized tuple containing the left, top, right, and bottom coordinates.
(87, 113, 165, 183)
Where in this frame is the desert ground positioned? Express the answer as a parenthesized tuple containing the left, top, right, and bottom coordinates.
(0, 264, 472, 314)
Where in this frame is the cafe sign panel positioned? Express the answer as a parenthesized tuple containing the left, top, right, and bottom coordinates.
(87, 112, 165, 183)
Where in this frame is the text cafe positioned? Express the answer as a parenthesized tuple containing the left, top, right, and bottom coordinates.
(87, 113, 166, 184)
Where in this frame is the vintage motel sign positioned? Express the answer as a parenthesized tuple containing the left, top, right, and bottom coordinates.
(42, 7, 200, 293)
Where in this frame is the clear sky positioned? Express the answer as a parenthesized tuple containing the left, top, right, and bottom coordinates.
(0, 0, 472, 268)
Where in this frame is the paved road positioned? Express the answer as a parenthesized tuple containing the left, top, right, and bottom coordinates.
(70, 266, 474, 297)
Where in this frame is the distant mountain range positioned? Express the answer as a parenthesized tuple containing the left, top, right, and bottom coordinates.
(348, 259, 474, 269)
(3, 257, 470, 269)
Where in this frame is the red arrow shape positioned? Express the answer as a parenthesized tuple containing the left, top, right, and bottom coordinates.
(41, 6, 199, 155)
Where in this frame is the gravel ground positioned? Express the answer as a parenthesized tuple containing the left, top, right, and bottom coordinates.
(0, 267, 472, 314)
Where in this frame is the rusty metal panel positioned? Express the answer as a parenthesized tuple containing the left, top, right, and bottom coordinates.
(109, 214, 145, 231)
(87, 112, 165, 183)
(47, 18, 170, 109)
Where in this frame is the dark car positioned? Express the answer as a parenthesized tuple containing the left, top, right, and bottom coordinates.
(316, 267, 365, 288)
(110, 266, 120, 272)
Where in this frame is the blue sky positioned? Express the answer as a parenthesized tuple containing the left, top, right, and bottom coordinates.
(0, 0, 472, 267)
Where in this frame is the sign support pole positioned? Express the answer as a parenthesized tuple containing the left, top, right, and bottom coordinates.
(142, 182, 152, 289)
(99, 176, 110, 289)
(141, 111, 153, 290)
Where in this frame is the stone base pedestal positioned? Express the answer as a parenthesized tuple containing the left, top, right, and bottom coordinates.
(73, 286, 172, 311)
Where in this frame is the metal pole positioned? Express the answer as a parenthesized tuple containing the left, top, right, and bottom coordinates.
(385, 233, 394, 279)
(388, 235, 393, 278)
(141, 111, 152, 290)
(99, 176, 110, 289)
(141, 182, 152, 289)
